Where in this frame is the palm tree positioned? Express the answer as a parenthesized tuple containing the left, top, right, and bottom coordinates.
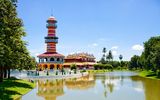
(119, 54, 123, 61)
(119, 54, 123, 68)
(106, 50, 113, 62)
(102, 47, 107, 59)
(100, 47, 107, 63)
(103, 47, 107, 54)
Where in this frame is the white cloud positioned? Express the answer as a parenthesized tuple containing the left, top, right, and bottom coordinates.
(111, 46, 118, 50)
(132, 44, 144, 51)
(112, 50, 118, 56)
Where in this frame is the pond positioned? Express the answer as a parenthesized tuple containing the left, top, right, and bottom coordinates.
(21, 71, 160, 100)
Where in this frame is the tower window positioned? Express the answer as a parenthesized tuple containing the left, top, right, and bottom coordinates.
(57, 58, 60, 61)
(50, 58, 55, 61)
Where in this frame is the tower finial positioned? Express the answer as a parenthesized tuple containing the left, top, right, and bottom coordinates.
(51, 9, 53, 16)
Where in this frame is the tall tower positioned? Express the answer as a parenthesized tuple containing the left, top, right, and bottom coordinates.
(37, 16, 64, 70)
(45, 16, 58, 53)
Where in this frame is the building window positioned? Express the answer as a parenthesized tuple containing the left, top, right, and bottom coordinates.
(50, 58, 55, 61)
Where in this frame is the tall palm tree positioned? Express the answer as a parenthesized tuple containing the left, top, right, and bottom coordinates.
(119, 54, 123, 61)
(103, 47, 107, 54)
(119, 54, 123, 68)
(107, 50, 113, 62)
(101, 47, 107, 63)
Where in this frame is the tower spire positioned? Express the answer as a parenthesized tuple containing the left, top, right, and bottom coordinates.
(51, 9, 53, 16)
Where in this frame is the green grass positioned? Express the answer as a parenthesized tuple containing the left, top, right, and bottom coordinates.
(87, 69, 131, 74)
(0, 77, 36, 100)
(139, 70, 160, 80)
(87, 70, 110, 73)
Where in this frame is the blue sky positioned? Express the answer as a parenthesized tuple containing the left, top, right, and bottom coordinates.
(17, 0, 160, 61)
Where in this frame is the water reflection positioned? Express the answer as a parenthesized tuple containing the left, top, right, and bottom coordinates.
(37, 75, 95, 100)
(131, 76, 160, 100)
(37, 79, 64, 100)
(22, 72, 160, 100)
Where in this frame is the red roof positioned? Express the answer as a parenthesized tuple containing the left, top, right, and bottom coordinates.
(37, 52, 64, 57)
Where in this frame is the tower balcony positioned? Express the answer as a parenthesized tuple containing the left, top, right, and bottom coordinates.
(46, 23, 57, 28)
(45, 38, 58, 43)
(39, 57, 64, 64)
(45, 36, 58, 39)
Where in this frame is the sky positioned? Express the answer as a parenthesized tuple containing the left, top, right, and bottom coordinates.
(17, 0, 160, 61)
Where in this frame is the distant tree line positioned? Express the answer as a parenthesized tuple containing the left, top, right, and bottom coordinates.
(96, 47, 128, 70)
(97, 36, 160, 77)
(0, 0, 36, 82)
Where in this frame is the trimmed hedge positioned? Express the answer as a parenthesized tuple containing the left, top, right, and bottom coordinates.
(94, 64, 113, 70)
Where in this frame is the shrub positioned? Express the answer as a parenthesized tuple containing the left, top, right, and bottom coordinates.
(46, 71, 49, 76)
(94, 63, 113, 70)
(70, 64, 77, 70)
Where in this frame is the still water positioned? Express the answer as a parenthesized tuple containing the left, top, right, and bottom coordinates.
(22, 71, 160, 100)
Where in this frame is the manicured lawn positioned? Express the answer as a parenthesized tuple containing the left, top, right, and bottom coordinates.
(86, 69, 129, 73)
(139, 70, 160, 80)
(87, 70, 110, 73)
(0, 78, 35, 100)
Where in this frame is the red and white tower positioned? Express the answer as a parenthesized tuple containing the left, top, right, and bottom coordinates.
(37, 16, 64, 70)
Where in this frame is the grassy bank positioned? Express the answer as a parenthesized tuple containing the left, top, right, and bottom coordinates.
(86, 69, 130, 74)
(0, 78, 35, 100)
(87, 70, 110, 73)
(139, 70, 160, 80)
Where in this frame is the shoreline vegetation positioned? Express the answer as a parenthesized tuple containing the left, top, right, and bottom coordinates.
(0, 77, 35, 100)
(87, 69, 160, 80)
(138, 70, 160, 80)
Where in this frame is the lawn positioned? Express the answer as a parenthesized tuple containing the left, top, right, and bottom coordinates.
(0, 78, 35, 100)
(139, 70, 160, 80)
(87, 70, 110, 73)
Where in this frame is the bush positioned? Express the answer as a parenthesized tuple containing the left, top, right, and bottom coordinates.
(104, 64, 113, 70)
(94, 64, 99, 70)
(94, 63, 113, 70)
(70, 64, 77, 70)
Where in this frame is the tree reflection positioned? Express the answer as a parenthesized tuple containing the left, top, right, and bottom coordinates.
(131, 76, 160, 100)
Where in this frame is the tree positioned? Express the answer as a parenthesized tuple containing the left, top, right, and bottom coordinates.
(119, 54, 123, 68)
(0, 0, 32, 81)
(70, 64, 77, 74)
(106, 50, 113, 62)
(143, 36, 160, 72)
(129, 55, 140, 70)
(100, 47, 107, 64)
(100, 57, 106, 64)
(102, 47, 107, 54)
(119, 54, 123, 61)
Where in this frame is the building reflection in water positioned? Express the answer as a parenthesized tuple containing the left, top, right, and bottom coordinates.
(37, 74, 95, 100)
(37, 79, 64, 100)
(65, 75, 95, 90)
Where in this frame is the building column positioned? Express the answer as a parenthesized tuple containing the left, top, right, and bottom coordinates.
(47, 64, 50, 70)
(60, 64, 62, 70)
(54, 64, 57, 70)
